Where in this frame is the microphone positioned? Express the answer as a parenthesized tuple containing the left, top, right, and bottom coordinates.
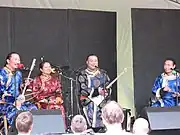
(17, 64, 29, 70)
(40, 56, 44, 62)
(95, 66, 107, 73)
(51, 68, 56, 73)
(171, 68, 180, 74)
(51, 66, 62, 73)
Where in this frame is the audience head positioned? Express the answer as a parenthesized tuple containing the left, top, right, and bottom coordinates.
(16, 111, 33, 134)
(71, 115, 87, 133)
(133, 118, 149, 135)
(102, 101, 124, 126)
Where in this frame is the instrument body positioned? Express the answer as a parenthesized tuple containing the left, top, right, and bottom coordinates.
(0, 63, 37, 126)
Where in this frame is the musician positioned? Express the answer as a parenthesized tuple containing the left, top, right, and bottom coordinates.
(152, 58, 180, 107)
(0, 52, 37, 125)
(29, 61, 66, 126)
(78, 54, 111, 130)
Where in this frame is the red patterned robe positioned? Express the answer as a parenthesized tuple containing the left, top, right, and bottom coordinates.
(29, 76, 66, 127)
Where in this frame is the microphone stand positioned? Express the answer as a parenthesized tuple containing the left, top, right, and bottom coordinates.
(75, 72, 81, 115)
(58, 72, 75, 126)
(62, 74, 75, 115)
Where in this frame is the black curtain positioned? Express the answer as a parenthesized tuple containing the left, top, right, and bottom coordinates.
(132, 8, 180, 115)
(0, 7, 116, 126)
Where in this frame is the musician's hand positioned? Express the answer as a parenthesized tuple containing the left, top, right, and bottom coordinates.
(98, 89, 108, 96)
(163, 86, 171, 92)
(56, 97, 63, 104)
(2, 92, 11, 101)
(172, 92, 180, 97)
(15, 100, 22, 109)
(24, 78, 33, 86)
(17, 94, 25, 104)
(36, 102, 41, 109)
(20, 78, 33, 90)
(39, 98, 48, 103)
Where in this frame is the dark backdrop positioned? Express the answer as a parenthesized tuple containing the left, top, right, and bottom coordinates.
(132, 8, 180, 115)
(0, 7, 11, 66)
(0, 7, 116, 118)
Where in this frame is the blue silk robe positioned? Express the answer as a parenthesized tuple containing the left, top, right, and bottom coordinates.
(78, 69, 111, 128)
(0, 68, 37, 125)
(152, 73, 180, 107)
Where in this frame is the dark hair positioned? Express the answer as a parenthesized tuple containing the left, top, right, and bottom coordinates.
(39, 61, 50, 70)
(39, 61, 50, 75)
(4, 52, 19, 66)
(165, 58, 176, 66)
(86, 54, 98, 61)
(38, 61, 60, 80)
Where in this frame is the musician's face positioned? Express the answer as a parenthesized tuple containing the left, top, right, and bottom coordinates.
(164, 60, 176, 74)
(7, 54, 21, 70)
(86, 55, 98, 70)
(40, 62, 52, 75)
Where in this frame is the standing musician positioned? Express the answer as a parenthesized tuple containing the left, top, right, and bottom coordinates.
(78, 54, 111, 130)
(0, 52, 37, 126)
(28, 61, 66, 127)
(152, 58, 180, 107)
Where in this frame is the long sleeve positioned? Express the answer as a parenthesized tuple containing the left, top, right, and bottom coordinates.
(152, 76, 164, 98)
(14, 71, 22, 97)
(152, 77, 161, 94)
(78, 74, 92, 97)
(0, 70, 7, 99)
(31, 77, 43, 101)
(103, 72, 111, 90)
(54, 78, 63, 97)
(177, 76, 180, 92)
(0, 70, 22, 99)
(0, 70, 6, 96)
(101, 70, 111, 87)
(104, 73, 112, 98)
(78, 73, 92, 106)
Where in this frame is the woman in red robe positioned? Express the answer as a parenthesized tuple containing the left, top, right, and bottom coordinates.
(29, 61, 66, 128)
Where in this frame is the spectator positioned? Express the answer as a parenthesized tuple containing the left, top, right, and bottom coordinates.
(102, 101, 132, 135)
(133, 118, 149, 135)
(71, 115, 87, 133)
(16, 111, 33, 135)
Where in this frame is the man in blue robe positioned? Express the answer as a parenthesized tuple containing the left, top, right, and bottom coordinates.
(152, 58, 180, 107)
(0, 52, 37, 126)
(78, 54, 111, 130)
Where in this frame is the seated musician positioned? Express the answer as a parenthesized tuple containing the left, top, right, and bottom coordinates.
(28, 61, 66, 127)
(78, 54, 111, 130)
(152, 58, 180, 107)
(0, 52, 37, 126)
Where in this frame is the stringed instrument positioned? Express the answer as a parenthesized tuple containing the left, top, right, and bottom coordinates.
(88, 68, 128, 106)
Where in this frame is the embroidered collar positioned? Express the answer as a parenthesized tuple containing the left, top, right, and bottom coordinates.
(85, 69, 100, 77)
(161, 72, 179, 80)
(4, 66, 14, 76)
